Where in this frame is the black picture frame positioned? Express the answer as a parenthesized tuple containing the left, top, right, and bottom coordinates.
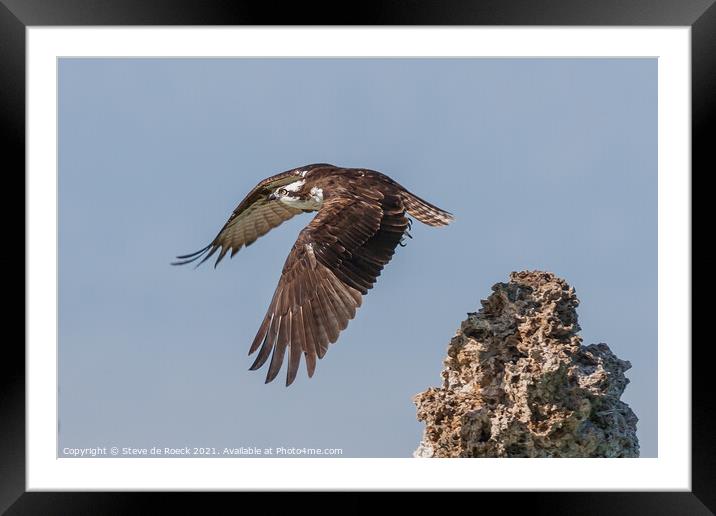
(4, 0, 707, 512)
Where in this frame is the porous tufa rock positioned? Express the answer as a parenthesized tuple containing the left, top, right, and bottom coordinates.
(413, 271, 639, 458)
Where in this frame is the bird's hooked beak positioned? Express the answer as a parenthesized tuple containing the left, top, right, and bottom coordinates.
(268, 192, 277, 201)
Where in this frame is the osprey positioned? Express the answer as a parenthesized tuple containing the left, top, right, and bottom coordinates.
(173, 164, 454, 386)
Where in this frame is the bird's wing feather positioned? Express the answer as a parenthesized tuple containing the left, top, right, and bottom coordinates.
(172, 171, 304, 268)
(249, 190, 410, 386)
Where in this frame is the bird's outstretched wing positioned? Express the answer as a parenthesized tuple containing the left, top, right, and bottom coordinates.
(172, 171, 305, 268)
(248, 187, 410, 386)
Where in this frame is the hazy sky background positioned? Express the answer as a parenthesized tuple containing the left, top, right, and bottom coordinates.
(58, 58, 657, 457)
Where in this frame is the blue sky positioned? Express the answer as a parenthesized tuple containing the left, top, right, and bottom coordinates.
(58, 58, 657, 457)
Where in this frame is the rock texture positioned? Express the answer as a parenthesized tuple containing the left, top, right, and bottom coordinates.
(414, 271, 639, 458)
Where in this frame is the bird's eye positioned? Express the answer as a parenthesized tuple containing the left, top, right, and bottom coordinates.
(278, 188, 288, 196)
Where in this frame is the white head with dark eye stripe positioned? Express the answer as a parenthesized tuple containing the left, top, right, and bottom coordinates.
(269, 180, 323, 210)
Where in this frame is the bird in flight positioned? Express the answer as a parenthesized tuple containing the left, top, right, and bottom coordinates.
(173, 163, 454, 386)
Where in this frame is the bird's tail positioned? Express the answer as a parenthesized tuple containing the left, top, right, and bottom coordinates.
(400, 190, 455, 227)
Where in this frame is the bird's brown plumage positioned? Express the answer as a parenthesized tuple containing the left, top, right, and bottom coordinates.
(174, 163, 454, 385)
(171, 169, 308, 267)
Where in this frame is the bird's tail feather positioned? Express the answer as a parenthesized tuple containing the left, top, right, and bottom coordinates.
(400, 191, 454, 227)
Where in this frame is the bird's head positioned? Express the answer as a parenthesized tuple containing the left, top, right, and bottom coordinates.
(269, 180, 324, 210)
